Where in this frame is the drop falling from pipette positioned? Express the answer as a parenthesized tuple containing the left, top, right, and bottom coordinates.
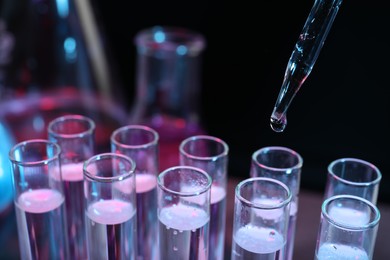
(270, 0, 343, 133)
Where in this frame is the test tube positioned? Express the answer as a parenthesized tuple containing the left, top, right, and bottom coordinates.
(231, 177, 292, 260)
(48, 114, 96, 259)
(83, 153, 137, 259)
(324, 158, 382, 204)
(157, 166, 212, 259)
(315, 195, 380, 260)
(250, 146, 303, 260)
(9, 139, 69, 259)
(111, 125, 159, 260)
(179, 135, 229, 260)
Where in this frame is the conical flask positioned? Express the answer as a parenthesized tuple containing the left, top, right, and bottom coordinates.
(129, 26, 207, 170)
(0, 0, 127, 153)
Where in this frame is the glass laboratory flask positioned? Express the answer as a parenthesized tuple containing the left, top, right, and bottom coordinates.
(129, 26, 207, 171)
(0, 0, 127, 154)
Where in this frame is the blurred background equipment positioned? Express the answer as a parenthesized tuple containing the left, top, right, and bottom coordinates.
(95, 0, 390, 203)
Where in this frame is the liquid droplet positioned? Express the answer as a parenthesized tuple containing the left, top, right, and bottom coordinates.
(270, 115, 287, 133)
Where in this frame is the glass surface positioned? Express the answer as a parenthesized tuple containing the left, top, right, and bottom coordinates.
(231, 177, 292, 260)
(179, 135, 229, 260)
(83, 153, 137, 259)
(129, 26, 207, 170)
(315, 195, 380, 260)
(157, 166, 212, 259)
(250, 146, 303, 260)
(9, 140, 69, 259)
(48, 114, 96, 259)
(324, 158, 382, 204)
(0, 0, 127, 153)
(111, 125, 159, 260)
(270, 0, 343, 132)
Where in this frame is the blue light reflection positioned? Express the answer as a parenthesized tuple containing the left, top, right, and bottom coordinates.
(154, 31, 165, 43)
(64, 37, 77, 61)
(55, 0, 69, 18)
(176, 45, 187, 55)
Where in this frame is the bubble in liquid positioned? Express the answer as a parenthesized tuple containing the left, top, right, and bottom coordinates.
(270, 115, 287, 133)
(268, 230, 276, 242)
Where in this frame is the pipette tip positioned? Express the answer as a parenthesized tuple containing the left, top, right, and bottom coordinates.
(270, 115, 287, 133)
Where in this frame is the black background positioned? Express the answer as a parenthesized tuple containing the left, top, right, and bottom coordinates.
(94, 1, 390, 202)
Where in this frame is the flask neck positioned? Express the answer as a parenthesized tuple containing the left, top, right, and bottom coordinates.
(130, 26, 207, 141)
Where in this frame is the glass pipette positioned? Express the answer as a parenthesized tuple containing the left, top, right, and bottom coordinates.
(270, 0, 343, 132)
